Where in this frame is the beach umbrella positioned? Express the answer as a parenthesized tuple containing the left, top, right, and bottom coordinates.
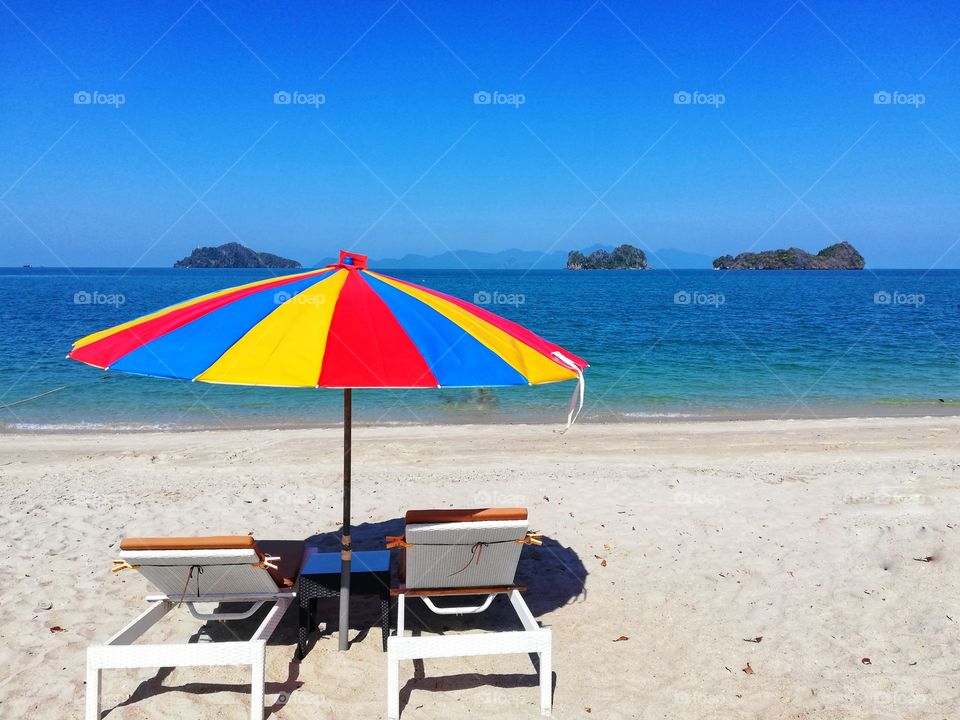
(68, 250, 587, 650)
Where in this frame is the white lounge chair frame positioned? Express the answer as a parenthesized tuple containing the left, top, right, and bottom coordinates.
(86, 547, 294, 720)
(388, 587, 552, 718)
(386, 513, 552, 718)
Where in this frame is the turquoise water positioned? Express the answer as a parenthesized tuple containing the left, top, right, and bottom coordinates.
(1, 267, 958, 429)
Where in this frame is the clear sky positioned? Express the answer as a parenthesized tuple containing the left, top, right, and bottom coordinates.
(2, 1, 959, 268)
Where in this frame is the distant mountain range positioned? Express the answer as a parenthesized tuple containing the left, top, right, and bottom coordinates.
(315, 245, 713, 270)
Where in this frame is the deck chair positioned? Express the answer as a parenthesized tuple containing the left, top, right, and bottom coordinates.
(86, 535, 301, 720)
(386, 508, 552, 718)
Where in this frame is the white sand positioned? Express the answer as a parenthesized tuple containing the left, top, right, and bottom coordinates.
(1, 416, 958, 719)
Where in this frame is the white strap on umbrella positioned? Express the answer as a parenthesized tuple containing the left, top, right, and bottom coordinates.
(551, 351, 585, 430)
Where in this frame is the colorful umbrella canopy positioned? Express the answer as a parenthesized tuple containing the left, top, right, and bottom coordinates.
(68, 250, 588, 650)
(68, 252, 587, 390)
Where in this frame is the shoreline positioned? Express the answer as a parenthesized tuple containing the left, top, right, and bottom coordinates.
(3, 402, 960, 434)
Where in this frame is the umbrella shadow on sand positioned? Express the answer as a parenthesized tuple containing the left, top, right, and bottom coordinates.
(104, 523, 586, 717)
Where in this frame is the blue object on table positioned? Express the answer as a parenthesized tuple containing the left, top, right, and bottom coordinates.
(301, 549, 391, 575)
(297, 549, 392, 657)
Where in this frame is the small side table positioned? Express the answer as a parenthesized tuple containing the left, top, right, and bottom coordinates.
(296, 549, 391, 658)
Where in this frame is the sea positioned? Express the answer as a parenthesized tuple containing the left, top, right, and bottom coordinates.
(1, 267, 958, 431)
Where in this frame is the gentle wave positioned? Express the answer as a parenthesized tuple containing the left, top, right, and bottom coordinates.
(3, 421, 180, 432)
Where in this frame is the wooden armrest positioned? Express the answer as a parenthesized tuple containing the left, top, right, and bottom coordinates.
(390, 584, 526, 597)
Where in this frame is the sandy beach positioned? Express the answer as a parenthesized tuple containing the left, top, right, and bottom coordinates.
(1, 416, 958, 719)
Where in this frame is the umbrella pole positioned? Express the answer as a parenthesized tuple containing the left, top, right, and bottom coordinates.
(338, 388, 352, 651)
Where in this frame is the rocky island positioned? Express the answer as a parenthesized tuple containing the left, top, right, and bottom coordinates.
(174, 242, 301, 269)
(567, 244, 648, 270)
(712, 241, 864, 270)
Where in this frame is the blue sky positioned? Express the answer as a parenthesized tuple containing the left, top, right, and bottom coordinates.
(2, 0, 960, 268)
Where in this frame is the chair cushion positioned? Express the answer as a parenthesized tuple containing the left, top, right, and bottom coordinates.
(118, 536, 302, 589)
(397, 511, 529, 589)
(404, 508, 528, 524)
(119, 536, 257, 551)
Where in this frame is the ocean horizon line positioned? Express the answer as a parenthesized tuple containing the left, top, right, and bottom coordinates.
(6, 266, 960, 272)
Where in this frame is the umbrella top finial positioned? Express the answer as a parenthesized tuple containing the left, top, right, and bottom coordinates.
(338, 250, 368, 269)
